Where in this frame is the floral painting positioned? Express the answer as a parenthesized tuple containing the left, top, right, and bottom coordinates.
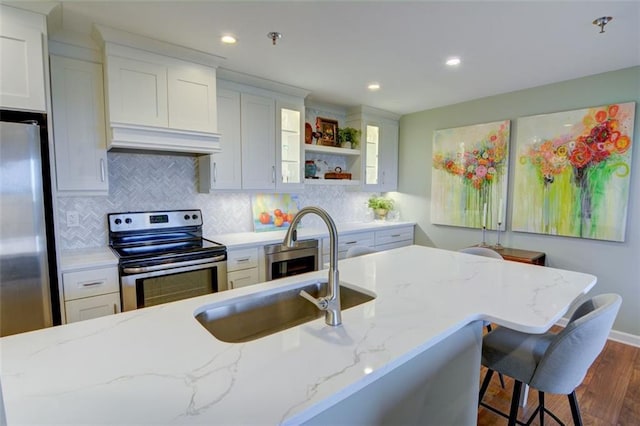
(512, 102, 635, 241)
(431, 120, 510, 229)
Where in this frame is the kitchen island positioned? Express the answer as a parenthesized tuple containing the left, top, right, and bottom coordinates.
(0, 245, 596, 424)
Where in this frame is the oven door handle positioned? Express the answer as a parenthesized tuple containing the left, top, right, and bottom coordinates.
(123, 255, 226, 274)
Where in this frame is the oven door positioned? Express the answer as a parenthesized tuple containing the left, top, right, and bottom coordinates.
(265, 245, 318, 281)
(120, 258, 227, 311)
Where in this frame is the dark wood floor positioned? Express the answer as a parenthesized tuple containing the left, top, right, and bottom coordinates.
(477, 334, 640, 425)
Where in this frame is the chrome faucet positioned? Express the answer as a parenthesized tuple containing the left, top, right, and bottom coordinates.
(283, 206, 341, 326)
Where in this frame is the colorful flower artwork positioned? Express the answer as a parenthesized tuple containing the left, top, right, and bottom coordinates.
(431, 120, 510, 229)
(512, 102, 635, 241)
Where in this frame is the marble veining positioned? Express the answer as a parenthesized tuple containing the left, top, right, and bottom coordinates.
(0, 246, 596, 424)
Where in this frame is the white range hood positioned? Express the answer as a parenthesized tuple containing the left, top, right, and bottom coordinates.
(93, 25, 223, 156)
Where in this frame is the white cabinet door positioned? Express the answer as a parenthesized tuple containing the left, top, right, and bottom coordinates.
(276, 100, 304, 191)
(363, 118, 399, 192)
(62, 266, 119, 301)
(241, 93, 276, 190)
(0, 6, 46, 112)
(199, 88, 241, 191)
(378, 119, 399, 192)
(168, 64, 217, 132)
(374, 226, 414, 247)
(228, 268, 260, 289)
(50, 55, 108, 194)
(65, 293, 121, 323)
(106, 55, 168, 127)
(227, 247, 259, 272)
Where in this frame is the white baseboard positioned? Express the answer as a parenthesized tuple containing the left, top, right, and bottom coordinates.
(556, 318, 640, 348)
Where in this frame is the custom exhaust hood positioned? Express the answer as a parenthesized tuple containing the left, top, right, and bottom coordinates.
(93, 25, 224, 156)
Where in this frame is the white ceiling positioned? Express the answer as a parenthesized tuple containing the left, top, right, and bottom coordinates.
(43, 1, 640, 115)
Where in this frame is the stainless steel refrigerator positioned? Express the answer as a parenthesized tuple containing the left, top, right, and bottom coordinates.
(1, 110, 59, 337)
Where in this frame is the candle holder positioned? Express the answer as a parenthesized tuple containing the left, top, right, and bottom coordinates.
(479, 226, 490, 247)
(493, 222, 503, 249)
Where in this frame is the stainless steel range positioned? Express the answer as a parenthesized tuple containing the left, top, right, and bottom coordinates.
(108, 210, 227, 311)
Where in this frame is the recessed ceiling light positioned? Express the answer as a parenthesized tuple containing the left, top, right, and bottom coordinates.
(368, 83, 380, 91)
(221, 35, 237, 44)
(446, 57, 461, 66)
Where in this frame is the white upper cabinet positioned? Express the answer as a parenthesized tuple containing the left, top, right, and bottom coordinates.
(241, 93, 276, 190)
(0, 5, 46, 112)
(276, 100, 304, 191)
(92, 25, 222, 155)
(105, 55, 168, 128)
(199, 88, 242, 191)
(199, 77, 307, 193)
(50, 55, 108, 194)
(168, 65, 217, 133)
(347, 106, 400, 192)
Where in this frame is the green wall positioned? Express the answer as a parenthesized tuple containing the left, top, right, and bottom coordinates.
(396, 66, 640, 337)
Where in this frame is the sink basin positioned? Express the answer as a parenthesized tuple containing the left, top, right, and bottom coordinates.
(195, 280, 376, 343)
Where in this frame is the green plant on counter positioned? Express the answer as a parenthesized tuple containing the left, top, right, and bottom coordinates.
(368, 196, 394, 211)
(338, 127, 361, 148)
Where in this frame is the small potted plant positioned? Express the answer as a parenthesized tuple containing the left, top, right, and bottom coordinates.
(368, 196, 394, 220)
(338, 127, 361, 149)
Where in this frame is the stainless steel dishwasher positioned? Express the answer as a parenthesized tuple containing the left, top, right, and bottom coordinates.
(264, 239, 319, 280)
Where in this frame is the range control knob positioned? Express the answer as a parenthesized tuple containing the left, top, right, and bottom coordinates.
(184, 214, 190, 220)
(125, 218, 132, 224)
(114, 218, 122, 225)
(192, 214, 198, 220)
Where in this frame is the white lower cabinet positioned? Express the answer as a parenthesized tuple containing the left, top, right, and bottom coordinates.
(374, 226, 414, 248)
(65, 293, 120, 323)
(321, 231, 375, 267)
(226, 247, 259, 289)
(228, 268, 260, 290)
(320, 226, 415, 268)
(62, 266, 120, 323)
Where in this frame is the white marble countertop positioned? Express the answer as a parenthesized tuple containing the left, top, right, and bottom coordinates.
(59, 246, 118, 271)
(0, 245, 596, 425)
(59, 221, 415, 269)
(210, 220, 415, 249)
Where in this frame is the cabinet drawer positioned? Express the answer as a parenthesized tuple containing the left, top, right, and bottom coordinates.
(375, 227, 414, 247)
(322, 231, 375, 255)
(63, 267, 119, 301)
(228, 268, 259, 289)
(65, 293, 121, 323)
(227, 247, 259, 272)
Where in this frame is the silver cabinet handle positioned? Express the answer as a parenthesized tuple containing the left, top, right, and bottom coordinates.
(81, 281, 104, 287)
(235, 257, 250, 262)
(113, 304, 118, 314)
(100, 158, 106, 182)
(382, 171, 385, 185)
(345, 241, 357, 245)
(229, 280, 234, 289)
(391, 234, 401, 238)
(213, 162, 217, 183)
(272, 165, 276, 183)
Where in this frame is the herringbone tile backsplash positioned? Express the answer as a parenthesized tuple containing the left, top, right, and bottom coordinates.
(56, 152, 374, 249)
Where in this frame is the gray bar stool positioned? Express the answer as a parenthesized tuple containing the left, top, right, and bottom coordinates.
(478, 293, 622, 425)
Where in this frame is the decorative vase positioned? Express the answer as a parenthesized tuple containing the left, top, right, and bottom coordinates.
(305, 161, 317, 178)
(374, 208, 388, 220)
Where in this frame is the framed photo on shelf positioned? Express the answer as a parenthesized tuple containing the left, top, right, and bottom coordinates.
(316, 117, 338, 146)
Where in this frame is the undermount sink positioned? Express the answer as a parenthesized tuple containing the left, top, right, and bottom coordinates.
(195, 280, 376, 343)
